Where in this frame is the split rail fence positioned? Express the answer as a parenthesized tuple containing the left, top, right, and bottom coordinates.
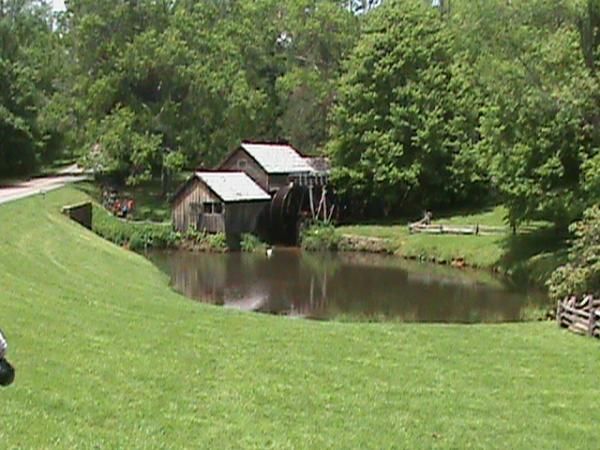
(408, 223, 506, 236)
(557, 297, 600, 338)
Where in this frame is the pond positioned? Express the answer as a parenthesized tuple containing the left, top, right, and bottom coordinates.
(148, 248, 548, 323)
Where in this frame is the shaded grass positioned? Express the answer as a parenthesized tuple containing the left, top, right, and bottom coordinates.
(0, 189, 597, 448)
(76, 177, 188, 222)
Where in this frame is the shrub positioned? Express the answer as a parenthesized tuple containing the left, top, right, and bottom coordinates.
(92, 204, 179, 251)
(205, 232, 228, 252)
(183, 225, 203, 243)
(182, 225, 228, 252)
(240, 233, 267, 252)
(300, 222, 340, 251)
(547, 206, 600, 300)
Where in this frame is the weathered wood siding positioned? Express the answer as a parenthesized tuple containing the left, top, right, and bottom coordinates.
(557, 297, 600, 338)
(224, 201, 269, 235)
(172, 176, 268, 239)
(220, 149, 269, 192)
(172, 178, 225, 233)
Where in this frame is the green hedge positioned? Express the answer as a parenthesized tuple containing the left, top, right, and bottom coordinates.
(92, 204, 179, 251)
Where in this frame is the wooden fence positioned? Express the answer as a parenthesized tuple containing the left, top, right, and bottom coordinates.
(557, 297, 600, 338)
(408, 223, 506, 236)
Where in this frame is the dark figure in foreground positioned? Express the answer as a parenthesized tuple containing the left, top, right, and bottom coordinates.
(0, 328, 15, 386)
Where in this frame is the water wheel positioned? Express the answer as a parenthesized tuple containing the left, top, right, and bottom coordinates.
(270, 185, 306, 244)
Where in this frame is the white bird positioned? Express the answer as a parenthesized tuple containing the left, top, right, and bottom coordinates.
(266, 247, 273, 258)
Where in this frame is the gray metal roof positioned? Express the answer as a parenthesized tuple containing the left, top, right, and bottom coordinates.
(240, 143, 315, 174)
(195, 171, 270, 202)
(304, 156, 331, 174)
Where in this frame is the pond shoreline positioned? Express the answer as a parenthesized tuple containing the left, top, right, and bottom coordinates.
(338, 233, 498, 271)
(88, 200, 552, 294)
(148, 247, 549, 323)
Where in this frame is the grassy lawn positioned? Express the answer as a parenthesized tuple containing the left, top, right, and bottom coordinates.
(76, 175, 190, 223)
(338, 206, 567, 285)
(0, 188, 597, 448)
(77, 180, 172, 222)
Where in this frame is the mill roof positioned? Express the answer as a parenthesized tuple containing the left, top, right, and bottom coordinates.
(304, 156, 331, 174)
(195, 171, 270, 202)
(240, 142, 315, 174)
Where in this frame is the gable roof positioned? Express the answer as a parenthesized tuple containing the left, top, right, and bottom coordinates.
(304, 156, 331, 174)
(239, 142, 315, 174)
(195, 171, 270, 203)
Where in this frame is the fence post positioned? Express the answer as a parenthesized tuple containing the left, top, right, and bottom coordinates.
(588, 301, 594, 337)
(557, 300, 562, 327)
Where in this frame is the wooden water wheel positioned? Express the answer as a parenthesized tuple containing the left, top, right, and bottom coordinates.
(269, 185, 306, 244)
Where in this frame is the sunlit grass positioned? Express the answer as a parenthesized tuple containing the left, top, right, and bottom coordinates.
(0, 189, 595, 448)
(338, 206, 566, 283)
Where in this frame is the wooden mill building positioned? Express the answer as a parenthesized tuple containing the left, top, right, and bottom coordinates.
(219, 142, 317, 193)
(172, 142, 332, 244)
(171, 171, 270, 237)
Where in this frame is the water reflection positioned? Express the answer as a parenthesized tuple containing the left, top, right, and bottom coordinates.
(148, 248, 548, 323)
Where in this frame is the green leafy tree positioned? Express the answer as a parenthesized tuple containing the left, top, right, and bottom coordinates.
(327, 0, 487, 216)
(455, 0, 600, 228)
(275, 1, 359, 154)
(548, 205, 600, 300)
(0, 0, 66, 176)
(65, 0, 357, 189)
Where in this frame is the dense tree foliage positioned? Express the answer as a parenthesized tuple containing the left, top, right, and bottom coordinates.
(328, 0, 599, 225)
(327, 0, 487, 216)
(0, 0, 66, 176)
(62, 0, 357, 187)
(1, 0, 598, 236)
(548, 205, 600, 299)
(457, 0, 600, 228)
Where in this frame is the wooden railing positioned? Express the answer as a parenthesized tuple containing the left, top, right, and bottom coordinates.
(408, 223, 506, 236)
(557, 297, 600, 338)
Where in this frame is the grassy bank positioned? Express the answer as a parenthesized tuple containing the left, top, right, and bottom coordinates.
(77, 177, 188, 222)
(338, 206, 567, 287)
(1, 189, 598, 448)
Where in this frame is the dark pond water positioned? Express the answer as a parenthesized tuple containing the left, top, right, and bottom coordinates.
(148, 248, 548, 323)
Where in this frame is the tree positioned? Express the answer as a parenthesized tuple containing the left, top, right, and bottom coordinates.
(548, 205, 600, 300)
(64, 0, 266, 186)
(64, 0, 357, 189)
(275, 0, 359, 154)
(454, 0, 600, 228)
(327, 0, 487, 216)
(0, 0, 66, 176)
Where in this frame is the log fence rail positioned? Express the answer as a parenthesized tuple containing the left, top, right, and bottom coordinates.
(557, 296, 600, 338)
(408, 223, 506, 236)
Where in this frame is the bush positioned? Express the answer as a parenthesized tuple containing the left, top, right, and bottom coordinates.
(240, 233, 267, 252)
(205, 232, 227, 252)
(182, 225, 228, 252)
(92, 204, 179, 251)
(183, 225, 203, 243)
(300, 222, 341, 251)
(547, 206, 600, 300)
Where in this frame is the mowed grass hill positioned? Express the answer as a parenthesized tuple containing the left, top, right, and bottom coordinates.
(1, 188, 599, 449)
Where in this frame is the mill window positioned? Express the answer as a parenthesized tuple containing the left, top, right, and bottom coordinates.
(202, 202, 224, 214)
